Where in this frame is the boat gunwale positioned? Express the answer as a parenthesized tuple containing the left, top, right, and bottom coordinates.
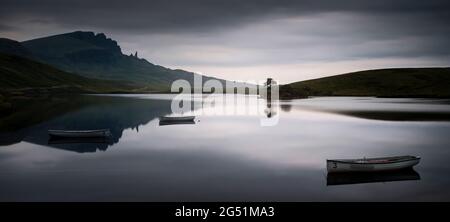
(327, 156, 420, 165)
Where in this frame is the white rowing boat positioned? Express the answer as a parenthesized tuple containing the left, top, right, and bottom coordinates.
(327, 155, 420, 173)
(48, 129, 111, 138)
(159, 116, 195, 122)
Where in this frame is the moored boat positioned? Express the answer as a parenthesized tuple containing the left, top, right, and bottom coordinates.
(48, 129, 111, 138)
(327, 155, 420, 173)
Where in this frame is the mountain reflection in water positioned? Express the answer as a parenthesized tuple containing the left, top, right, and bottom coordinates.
(281, 97, 450, 121)
(0, 95, 174, 152)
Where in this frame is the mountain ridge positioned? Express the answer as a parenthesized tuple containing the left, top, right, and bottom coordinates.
(0, 38, 33, 59)
(18, 31, 231, 90)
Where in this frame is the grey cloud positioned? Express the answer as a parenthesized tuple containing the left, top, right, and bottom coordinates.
(120, 12, 450, 67)
(0, 0, 449, 33)
(0, 24, 14, 31)
(0, 0, 449, 82)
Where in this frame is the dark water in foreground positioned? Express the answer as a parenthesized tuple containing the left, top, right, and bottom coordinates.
(1, 94, 450, 201)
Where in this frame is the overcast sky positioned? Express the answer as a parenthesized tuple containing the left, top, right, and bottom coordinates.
(1, 0, 450, 83)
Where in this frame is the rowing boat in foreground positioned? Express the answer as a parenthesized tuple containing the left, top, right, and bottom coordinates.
(159, 116, 195, 122)
(48, 129, 111, 138)
(327, 155, 420, 173)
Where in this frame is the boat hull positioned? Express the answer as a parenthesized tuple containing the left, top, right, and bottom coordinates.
(48, 129, 111, 138)
(327, 156, 420, 173)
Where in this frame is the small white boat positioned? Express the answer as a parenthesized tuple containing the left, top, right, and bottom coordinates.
(159, 116, 195, 122)
(48, 129, 111, 138)
(327, 155, 420, 173)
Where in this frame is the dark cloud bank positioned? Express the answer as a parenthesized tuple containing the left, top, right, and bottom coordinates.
(2, 0, 450, 33)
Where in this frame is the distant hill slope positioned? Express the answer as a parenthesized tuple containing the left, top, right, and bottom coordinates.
(0, 38, 33, 59)
(0, 53, 132, 93)
(281, 68, 450, 98)
(19, 31, 229, 90)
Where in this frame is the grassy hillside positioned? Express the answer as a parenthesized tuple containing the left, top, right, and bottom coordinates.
(281, 68, 450, 98)
(0, 53, 134, 93)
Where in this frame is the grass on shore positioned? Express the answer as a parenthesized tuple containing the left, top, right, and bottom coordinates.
(281, 68, 450, 99)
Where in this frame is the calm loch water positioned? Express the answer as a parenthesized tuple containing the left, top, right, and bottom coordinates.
(1, 94, 450, 201)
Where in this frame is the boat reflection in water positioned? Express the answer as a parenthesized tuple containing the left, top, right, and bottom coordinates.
(48, 136, 112, 145)
(326, 169, 421, 186)
(159, 116, 196, 126)
(47, 136, 113, 153)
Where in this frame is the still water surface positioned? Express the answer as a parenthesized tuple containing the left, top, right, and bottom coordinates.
(1, 94, 450, 201)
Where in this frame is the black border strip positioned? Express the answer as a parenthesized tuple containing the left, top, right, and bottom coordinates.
(0, 202, 448, 220)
